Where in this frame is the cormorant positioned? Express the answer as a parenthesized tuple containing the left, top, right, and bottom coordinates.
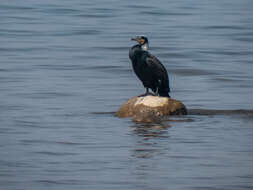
(129, 36, 170, 97)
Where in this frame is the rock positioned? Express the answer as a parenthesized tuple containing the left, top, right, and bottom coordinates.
(132, 109, 162, 123)
(116, 95, 187, 122)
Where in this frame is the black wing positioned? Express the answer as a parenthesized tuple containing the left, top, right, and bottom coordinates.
(146, 54, 170, 95)
(146, 54, 168, 83)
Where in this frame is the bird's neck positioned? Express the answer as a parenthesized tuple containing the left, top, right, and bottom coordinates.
(141, 43, 149, 51)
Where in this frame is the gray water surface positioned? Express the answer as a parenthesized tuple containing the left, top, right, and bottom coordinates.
(1, 0, 253, 189)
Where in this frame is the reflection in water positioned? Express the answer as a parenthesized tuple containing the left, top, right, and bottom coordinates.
(130, 117, 194, 159)
(130, 123, 170, 159)
(132, 123, 170, 138)
(129, 122, 171, 187)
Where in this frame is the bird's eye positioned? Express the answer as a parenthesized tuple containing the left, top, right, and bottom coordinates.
(138, 38, 145, 44)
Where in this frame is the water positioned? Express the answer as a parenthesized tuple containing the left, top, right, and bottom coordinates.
(1, 0, 253, 189)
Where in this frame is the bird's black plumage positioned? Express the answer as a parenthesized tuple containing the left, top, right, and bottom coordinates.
(129, 36, 170, 97)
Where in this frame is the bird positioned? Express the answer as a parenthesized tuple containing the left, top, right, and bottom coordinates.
(129, 36, 170, 97)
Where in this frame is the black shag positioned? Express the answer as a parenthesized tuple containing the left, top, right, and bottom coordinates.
(129, 36, 170, 97)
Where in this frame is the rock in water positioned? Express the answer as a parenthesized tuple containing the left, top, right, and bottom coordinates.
(116, 96, 187, 122)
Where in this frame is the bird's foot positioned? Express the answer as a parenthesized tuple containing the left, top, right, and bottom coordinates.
(138, 92, 155, 97)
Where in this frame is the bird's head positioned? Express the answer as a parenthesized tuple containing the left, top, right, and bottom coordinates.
(131, 35, 149, 51)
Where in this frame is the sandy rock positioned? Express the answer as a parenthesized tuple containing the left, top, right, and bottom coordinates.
(116, 95, 187, 122)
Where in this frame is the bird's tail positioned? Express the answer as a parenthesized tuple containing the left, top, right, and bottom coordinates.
(158, 88, 170, 97)
(158, 78, 170, 97)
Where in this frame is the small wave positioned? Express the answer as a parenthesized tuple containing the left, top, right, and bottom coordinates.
(140, 11, 193, 16)
(37, 179, 81, 185)
(188, 109, 253, 116)
(204, 25, 245, 30)
(169, 68, 215, 76)
(33, 151, 78, 156)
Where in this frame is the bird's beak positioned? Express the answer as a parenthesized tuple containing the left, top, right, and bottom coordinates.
(131, 37, 138, 41)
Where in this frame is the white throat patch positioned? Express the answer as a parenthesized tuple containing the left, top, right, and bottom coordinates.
(141, 43, 149, 51)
